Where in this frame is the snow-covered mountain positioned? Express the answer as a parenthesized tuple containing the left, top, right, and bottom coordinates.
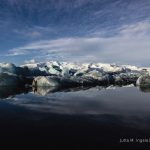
(21, 61, 148, 75)
(0, 61, 149, 87)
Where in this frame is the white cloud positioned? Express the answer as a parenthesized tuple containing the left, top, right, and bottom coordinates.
(13, 29, 42, 38)
(24, 59, 36, 64)
(119, 21, 150, 37)
(7, 21, 150, 66)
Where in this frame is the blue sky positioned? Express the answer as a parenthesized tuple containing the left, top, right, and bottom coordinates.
(0, 0, 150, 66)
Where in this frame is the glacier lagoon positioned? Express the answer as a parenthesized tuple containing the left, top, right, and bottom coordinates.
(1, 62, 150, 147)
(0, 85, 150, 147)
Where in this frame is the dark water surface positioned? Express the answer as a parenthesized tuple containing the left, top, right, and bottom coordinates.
(0, 85, 150, 147)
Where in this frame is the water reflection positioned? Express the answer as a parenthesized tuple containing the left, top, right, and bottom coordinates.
(33, 86, 99, 96)
(1, 84, 150, 116)
(139, 86, 150, 93)
(0, 86, 31, 99)
(1, 84, 150, 145)
(1, 84, 149, 116)
(0, 84, 140, 99)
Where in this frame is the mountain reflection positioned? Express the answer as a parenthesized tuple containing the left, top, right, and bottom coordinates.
(139, 86, 150, 93)
(0, 86, 101, 98)
(0, 84, 137, 99)
(0, 84, 150, 99)
(33, 86, 98, 96)
(0, 86, 31, 99)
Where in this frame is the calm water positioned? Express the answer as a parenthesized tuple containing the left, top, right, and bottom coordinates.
(0, 85, 150, 147)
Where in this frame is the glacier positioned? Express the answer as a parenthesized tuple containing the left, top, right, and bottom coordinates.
(0, 61, 150, 88)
